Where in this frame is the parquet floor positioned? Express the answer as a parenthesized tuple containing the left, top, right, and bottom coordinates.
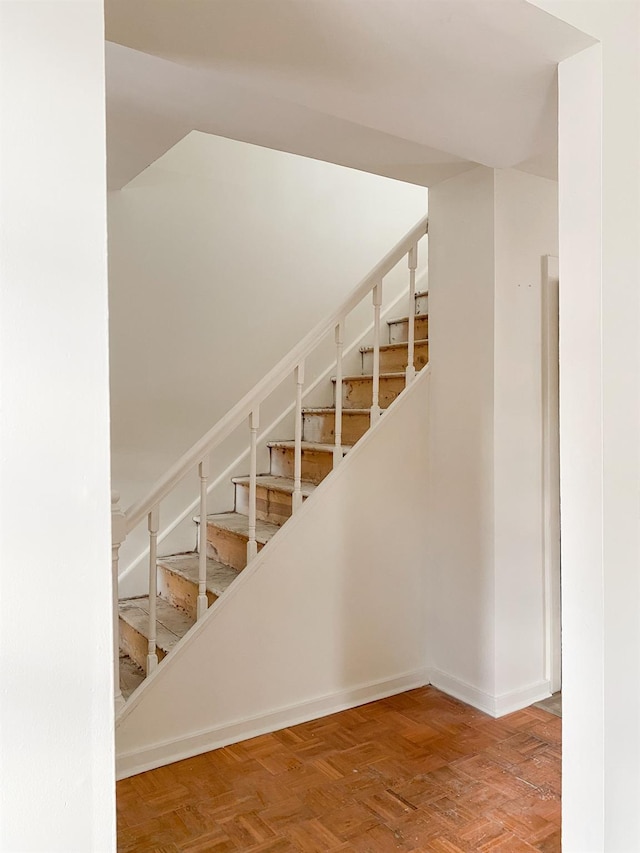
(117, 687, 561, 852)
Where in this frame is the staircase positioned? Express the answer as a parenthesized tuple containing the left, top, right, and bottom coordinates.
(117, 291, 429, 699)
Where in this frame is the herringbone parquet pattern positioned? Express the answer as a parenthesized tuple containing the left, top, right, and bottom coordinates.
(117, 687, 561, 852)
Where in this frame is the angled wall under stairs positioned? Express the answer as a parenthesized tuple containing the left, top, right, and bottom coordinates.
(115, 362, 430, 779)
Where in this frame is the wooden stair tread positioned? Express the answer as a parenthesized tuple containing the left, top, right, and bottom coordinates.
(157, 552, 240, 597)
(267, 439, 352, 453)
(359, 339, 428, 354)
(119, 596, 194, 651)
(332, 371, 406, 382)
(203, 511, 280, 543)
(232, 474, 316, 496)
(387, 311, 428, 326)
(302, 406, 376, 414)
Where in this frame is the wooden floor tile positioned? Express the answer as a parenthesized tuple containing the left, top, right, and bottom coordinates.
(283, 817, 345, 851)
(117, 687, 561, 852)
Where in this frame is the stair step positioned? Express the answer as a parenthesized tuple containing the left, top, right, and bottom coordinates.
(201, 511, 279, 571)
(301, 408, 373, 444)
(360, 339, 429, 373)
(233, 474, 315, 526)
(119, 651, 145, 700)
(268, 440, 349, 484)
(119, 595, 194, 672)
(332, 373, 407, 409)
(157, 553, 240, 620)
(387, 313, 429, 344)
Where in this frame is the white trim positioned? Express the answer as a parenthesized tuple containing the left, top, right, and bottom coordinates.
(428, 668, 551, 718)
(116, 667, 430, 780)
(541, 255, 562, 694)
(494, 680, 552, 717)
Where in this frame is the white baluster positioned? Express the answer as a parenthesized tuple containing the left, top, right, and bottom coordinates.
(333, 321, 344, 468)
(247, 407, 259, 561)
(370, 282, 382, 426)
(197, 457, 209, 619)
(111, 492, 126, 712)
(293, 361, 305, 512)
(147, 506, 159, 675)
(406, 244, 418, 385)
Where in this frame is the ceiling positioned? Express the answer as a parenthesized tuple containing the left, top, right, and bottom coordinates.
(105, 0, 595, 190)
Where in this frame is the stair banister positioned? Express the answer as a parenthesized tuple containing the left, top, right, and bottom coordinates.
(292, 361, 305, 513)
(146, 507, 159, 673)
(111, 493, 126, 711)
(370, 281, 382, 425)
(247, 408, 259, 561)
(333, 321, 344, 468)
(123, 215, 428, 535)
(406, 244, 418, 385)
(197, 457, 209, 619)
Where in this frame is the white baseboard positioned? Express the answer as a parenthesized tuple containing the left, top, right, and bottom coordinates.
(494, 679, 552, 717)
(117, 666, 551, 779)
(428, 668, 551, 718)
(116, 667, 430, 780)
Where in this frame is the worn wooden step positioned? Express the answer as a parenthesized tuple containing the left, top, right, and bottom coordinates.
(387, 313, 429, 344)
(201, 511, 279, 571)
(360, 339, 429, 373)
(268, 440, 349, 484)
(415, 290, 428, 315)
(119, 652, 145, 700)
(119, 595, 194, 672)
(233, 474, 315, 526)
(302, 408, 372, 445)
(332, 373, 406, 409)
(157, 553, 240, 621)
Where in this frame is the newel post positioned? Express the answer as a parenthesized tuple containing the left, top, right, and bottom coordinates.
(111, 491, 126, 713)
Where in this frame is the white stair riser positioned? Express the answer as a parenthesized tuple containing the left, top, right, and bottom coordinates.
(119, 616, 168, 672)
(302, 410, 370, 444)
(415, 292, 428, 314)
(334, 375, 406, 409)
(157, 566, 217, 622)
(235, 481, 302, 526)
(269, 445, 335, 484)
(388, 315, 429, 344)
(361, 341, 429, 374)
(206, 523, 259, 572)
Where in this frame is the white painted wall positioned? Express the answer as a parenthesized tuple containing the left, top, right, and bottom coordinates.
(426, 166, 497, 704)
(529, 2, 640, 850)
(0, 3, 115, 852)
(555, 44, 605, 853)
(427, 165, 557, 715)
(493, 168, 558, 699)
(116, 369, 430, 778)
(109, 131, 426, 594)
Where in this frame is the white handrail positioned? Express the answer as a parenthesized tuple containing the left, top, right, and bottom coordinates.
(124, 216, 428, 533)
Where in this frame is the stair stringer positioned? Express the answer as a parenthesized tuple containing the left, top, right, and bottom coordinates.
(116, 368, 431, 780)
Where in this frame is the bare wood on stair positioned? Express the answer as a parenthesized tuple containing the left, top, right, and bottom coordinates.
(157, 553, 239, 620)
